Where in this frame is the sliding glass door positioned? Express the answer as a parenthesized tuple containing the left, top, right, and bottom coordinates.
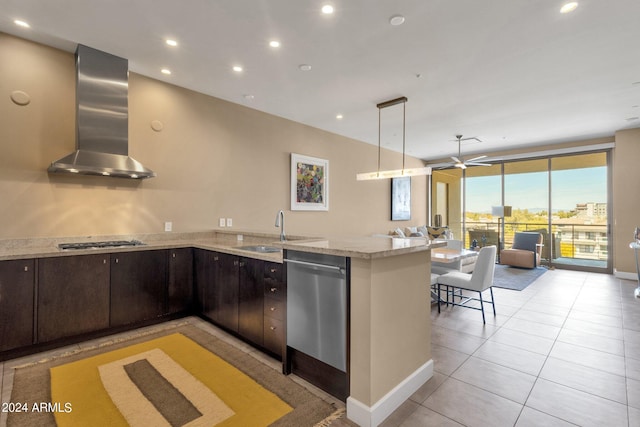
(431, 150, 612, 273)
(550, 153, 609, 271)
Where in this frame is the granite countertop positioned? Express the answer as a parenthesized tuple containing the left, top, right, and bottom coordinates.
(280, 236, 445, 259)
(0, 229, 445, 263)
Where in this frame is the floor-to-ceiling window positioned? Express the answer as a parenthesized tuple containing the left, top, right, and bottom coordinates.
(431, 150, 611, 273)
(551, 153, 609, 271)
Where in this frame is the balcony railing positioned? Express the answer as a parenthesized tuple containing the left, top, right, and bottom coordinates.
(461, 221, 608, 262)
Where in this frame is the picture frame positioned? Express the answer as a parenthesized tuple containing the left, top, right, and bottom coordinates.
(391, 176, 411, 221)
(291, 153, 329, 211)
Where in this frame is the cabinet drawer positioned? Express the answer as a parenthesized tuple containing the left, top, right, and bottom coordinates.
(264, 280, 285, 300)
(264, 262, 284, 281)
(263, 317, 284, 357)
(264, 296, 285, 321)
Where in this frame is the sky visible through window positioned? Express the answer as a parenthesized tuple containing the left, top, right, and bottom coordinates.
(466, 166, 607, 213)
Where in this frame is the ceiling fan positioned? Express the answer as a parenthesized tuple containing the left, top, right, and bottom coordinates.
(431, 135, 492, 169)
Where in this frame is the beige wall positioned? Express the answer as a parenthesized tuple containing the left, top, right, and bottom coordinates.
(612, 127, 640, 274)
(0, 33, 427, 240)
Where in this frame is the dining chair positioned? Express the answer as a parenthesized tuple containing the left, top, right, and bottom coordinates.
(435, 245, 497, 323)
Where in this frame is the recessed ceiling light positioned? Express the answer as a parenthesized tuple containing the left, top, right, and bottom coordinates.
(161, 68, 171, 75)
(389, 15, 405, 26)
(560, 2, 578, 13)
(299, 64, 312, 71)
(165, 39, 178, 47)
(321, 4, 334, 14)
(14, 19, 30, 28)
(233, 65, 243, 72)
(336, 114, 343, 120)
(269, 40, 281, 48)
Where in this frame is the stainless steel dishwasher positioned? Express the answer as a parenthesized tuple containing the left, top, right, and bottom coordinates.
(285, 250, 348, 373)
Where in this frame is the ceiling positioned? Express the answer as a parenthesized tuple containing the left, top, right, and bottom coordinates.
(1, 0, 639, 162)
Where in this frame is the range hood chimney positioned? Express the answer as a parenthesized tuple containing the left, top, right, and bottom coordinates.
(48, 45, 155, 179)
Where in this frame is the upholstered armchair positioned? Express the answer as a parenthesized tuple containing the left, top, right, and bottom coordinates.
(500, 232, 543, 268)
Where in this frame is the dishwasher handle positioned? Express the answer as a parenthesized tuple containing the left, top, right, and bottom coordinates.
(284, 258, 346, 275)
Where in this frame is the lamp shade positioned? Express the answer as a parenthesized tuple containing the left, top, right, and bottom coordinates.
(491, 206, 512, 217)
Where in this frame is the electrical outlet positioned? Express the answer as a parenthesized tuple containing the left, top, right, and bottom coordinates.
(219, 218, 226, 227)
(164, 221, 172, 232)
(226, 218, 233, 227)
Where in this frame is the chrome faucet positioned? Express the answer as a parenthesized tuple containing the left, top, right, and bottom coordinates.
(275, 210, 286, 242)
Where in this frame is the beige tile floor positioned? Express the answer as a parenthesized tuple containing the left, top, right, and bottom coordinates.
(382, 269, 640, 427)
(1, 269, 639, 427)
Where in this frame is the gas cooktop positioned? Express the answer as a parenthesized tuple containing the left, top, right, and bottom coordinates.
(58, 240, 146, 250)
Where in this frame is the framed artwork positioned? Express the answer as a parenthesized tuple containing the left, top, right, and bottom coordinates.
(391, 176, 411, 220)
(291, 153, 329, 211)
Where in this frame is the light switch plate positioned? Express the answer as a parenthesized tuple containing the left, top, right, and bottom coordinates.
(164, 222, 172, 232)
(226, 218, 233, 227)
(219, 218, 226, 227)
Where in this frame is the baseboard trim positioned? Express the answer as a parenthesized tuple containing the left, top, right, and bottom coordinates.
(346, 359, 433, 427)
(614, 270, 636, 281)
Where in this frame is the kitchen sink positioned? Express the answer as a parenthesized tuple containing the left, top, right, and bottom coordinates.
(237, 245, 281, 253)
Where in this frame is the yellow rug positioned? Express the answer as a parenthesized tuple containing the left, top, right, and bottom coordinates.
(49, 333, 292, 427)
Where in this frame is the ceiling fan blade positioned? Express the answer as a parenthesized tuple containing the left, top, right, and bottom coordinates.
(451, 156, 461, 163)
(466, 155, 487, 162)
(466, 162, 492, 167)
(454, 163, 467, 169)
(426, 162, 454, 169)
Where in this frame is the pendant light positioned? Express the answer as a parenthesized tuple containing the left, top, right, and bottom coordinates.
(356, 96, 431, 180)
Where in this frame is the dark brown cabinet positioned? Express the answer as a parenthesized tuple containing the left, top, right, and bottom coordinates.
(238, 257, 264, 346)
(110, 250, 168, 327)
(195, 250, 239, 332)
(213, 252, 240, 332)
(263, 261, 286, 357)
(168, 248, 193, 314)
(0, 259, 35, 352)
(37, 254, 110, 342)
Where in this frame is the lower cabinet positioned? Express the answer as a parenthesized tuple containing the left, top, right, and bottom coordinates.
(263, 262, 286, 357)
(0, 259, 35, 352)
(168, 248, 194, 314)
(38, 254, 110, 343)
(194, 249, 286, 358)
(110, 250, 168, 327)
(238, 257, 265, 346)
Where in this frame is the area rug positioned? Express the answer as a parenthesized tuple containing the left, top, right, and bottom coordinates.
(492, 264, 547, 291)
(7, 323, 341, 427)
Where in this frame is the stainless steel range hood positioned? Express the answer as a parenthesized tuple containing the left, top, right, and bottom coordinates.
(48, 45, 155, 179)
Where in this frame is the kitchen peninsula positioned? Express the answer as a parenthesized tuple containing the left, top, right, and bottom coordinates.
(280, 236, 443, 427)
(0, 230, 442, 427)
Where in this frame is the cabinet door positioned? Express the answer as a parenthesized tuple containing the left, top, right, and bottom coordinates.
(214, 252, 239, 332)
(194, 249, 213, 316)
(110, 250, 168, 327)
(0, 259, 35, 351)
(38, 254, 110, 342)
(238, 257, 264, 346)
(168, 248, 193, 314)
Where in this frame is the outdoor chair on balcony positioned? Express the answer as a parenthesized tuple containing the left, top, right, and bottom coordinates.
(500, 232, 543, 268)
(435, 246, 497, 323)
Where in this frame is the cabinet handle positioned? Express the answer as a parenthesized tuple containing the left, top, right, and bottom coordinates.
(172, 253, 176, 258)
(270, 326, 277, 331)
(234, 260, 239, 266)
(270, 268, 277, 273)
(115, 258, 119, 264)
(269, 306, 276, 311)
(103, 259, 107, 264)
(214, 256, 219, 261)
(24, 266, 29, 272)
(239, 261, 245, 267)
(270, 287, 277, 293)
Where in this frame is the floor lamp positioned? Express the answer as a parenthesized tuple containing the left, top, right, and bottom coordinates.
(492, 205, 512, 263)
